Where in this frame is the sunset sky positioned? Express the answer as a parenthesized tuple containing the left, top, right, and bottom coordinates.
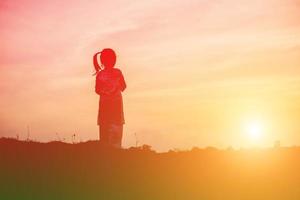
(1, 0, 300, 151)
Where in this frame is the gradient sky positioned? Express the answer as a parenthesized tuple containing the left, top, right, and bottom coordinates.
(1, 0, 300, 151)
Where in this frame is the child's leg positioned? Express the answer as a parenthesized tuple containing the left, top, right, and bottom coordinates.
(99, 125, 109, 144)
(108, 124, 123, 148)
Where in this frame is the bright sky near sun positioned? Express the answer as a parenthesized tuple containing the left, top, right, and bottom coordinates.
(1, 0, 300, 151)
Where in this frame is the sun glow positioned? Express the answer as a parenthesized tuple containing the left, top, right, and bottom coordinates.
(245, 120, 263, 141)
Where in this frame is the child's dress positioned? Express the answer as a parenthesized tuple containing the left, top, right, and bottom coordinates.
(95, 68, 126, 147)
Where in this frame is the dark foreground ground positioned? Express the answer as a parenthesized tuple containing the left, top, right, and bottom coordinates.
(0, 138, 300, 200)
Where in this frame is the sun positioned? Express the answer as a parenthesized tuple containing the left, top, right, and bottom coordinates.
(245, 120, 263, 141)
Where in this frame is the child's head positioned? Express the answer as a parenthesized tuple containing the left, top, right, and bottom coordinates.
(93, 48, 116, 74)
(100, 48, 116, 69)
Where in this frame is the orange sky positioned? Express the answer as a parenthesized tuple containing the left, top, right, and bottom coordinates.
(1, 0, 300, 151)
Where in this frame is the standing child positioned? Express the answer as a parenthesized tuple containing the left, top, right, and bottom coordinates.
(93, 48, 126, 148)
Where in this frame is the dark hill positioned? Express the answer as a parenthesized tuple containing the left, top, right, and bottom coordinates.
(1, 137, 300, 200)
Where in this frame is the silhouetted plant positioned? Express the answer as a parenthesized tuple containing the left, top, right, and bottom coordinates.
(141, 144, 152, 151)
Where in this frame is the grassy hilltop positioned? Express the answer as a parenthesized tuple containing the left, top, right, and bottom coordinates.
(1, 137, 300, 200)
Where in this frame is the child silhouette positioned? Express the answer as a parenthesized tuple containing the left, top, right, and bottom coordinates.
(93, 48, 126, 148)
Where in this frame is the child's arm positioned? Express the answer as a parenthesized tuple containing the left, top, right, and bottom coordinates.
(95, 74, 103, 95)
(119, 70, 126, 92)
